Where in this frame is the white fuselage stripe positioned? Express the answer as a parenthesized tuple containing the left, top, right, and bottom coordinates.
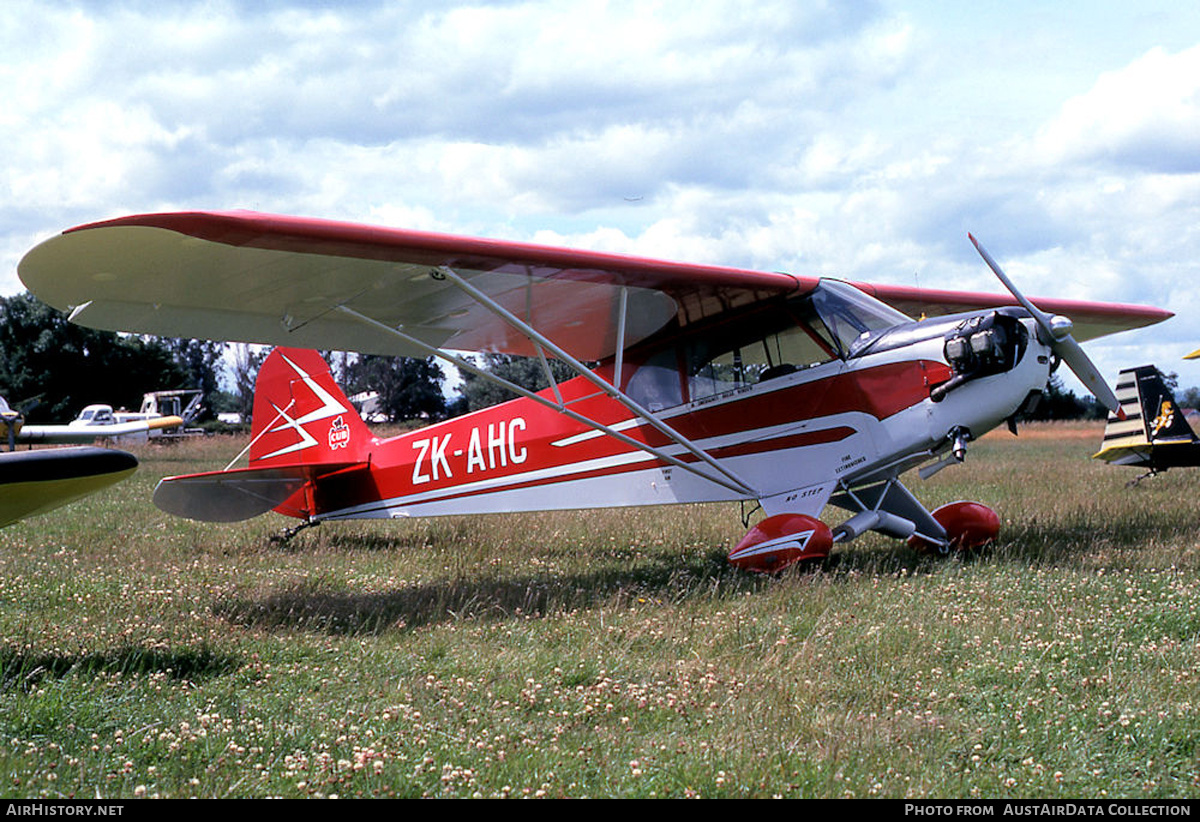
(319, 412, 866, 519)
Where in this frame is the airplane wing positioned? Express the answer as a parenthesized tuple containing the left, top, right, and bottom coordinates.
(19, 211, 1172, 359)
(17, 415, 184, 444)
(19, 211, 801, 362)
(855, 282, 1171, 343)
(0, 446, 137, 528)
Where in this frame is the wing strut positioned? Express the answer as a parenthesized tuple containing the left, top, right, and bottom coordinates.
(613, 285, 629, 390)
(333, 293, 759, 499)
(427, 265, 757, 496)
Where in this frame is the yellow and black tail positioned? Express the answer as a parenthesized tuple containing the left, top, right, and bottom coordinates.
(1094, 365, 1199, 474)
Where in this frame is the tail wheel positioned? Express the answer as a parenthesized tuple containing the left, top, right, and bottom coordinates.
(908, 501, 1000, 554)
(728, 513, 833, 574)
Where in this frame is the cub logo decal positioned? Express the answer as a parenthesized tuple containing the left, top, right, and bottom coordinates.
(329, 416, 350, 450)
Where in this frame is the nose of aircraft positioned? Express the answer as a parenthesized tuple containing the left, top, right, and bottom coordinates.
(969, 234, 1121, 418)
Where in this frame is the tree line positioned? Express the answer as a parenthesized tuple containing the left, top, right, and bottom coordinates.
(1028, 372, 1200, 421)
(0, 293, 220, 422)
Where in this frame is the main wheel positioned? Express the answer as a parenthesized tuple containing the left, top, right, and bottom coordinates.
(728, 513, 833, 573)
(907, 501, 999, 554)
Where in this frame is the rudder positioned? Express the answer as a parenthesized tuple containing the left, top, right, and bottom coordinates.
(1136, 368, 1198, 444)
(249, 348, 374, 467)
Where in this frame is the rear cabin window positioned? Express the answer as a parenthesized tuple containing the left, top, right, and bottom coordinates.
(624, 348, 684, 412)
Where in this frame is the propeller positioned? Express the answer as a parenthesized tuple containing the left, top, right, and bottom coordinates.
(0, 395, 44, 452)
(0, 397, 21, 452)
(968, 234, 1124, 419)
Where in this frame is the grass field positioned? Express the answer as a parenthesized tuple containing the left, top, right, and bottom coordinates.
(0, 421, 1198, 799)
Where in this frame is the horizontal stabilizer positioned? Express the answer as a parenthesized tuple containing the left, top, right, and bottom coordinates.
(153, 462, 367, 522)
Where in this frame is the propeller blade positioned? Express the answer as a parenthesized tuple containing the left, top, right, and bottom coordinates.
(968, 234, 1123, 418)
(1054, 335, 1122, 415)
(968, 234, 1055, 336)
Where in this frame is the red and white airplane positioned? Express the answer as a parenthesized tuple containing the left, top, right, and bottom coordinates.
(18, 212, 1172, 570)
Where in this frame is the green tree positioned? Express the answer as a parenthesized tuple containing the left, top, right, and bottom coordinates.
(1179, 385, 1200, 410)
(230, 344, 267, 425)
(344, 355, 446, 423)
(1021, 374, 1110, 421)
(456, 353, 577, 413)
(0, 292, 188, 422)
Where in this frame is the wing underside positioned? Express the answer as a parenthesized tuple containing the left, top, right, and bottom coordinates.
(19, 212, 1171, 363)
(21, 212, 798, 362)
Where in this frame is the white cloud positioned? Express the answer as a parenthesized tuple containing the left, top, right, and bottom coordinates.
(1036, 44, 1200, 172)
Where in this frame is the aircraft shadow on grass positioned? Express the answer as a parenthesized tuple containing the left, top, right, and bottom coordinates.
(213, 545, 749, 636)
(0, 644, 241, 693)
(993, 511, 1197, 565)
(209, 534, 950, 636)
(218, 504, 1198, 637)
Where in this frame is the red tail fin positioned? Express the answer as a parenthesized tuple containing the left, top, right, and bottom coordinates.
(249, 348, 373, 467)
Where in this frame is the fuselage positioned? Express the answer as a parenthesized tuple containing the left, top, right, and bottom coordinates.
(296, 284, 1055, 524)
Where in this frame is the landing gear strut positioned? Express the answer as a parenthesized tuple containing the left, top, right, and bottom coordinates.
(269, 517, 320, 546)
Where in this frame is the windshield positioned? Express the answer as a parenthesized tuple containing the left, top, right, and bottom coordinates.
(811, 280, 912, 358)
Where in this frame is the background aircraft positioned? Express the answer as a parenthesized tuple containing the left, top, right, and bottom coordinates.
(0, 397, 179, 527)
(1093, 364, 1200, 483)
(0, 446, 137, 528)
(18, 211, 1172, 570)
(0, 398, 184, 448)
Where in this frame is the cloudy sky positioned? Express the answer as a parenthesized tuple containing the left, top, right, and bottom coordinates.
(3, 0, 1199, 392)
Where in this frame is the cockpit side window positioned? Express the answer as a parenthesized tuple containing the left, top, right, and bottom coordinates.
(685, 319, 835, 402)
(625, 296, 844, 409)
(624, 347, 684, 412)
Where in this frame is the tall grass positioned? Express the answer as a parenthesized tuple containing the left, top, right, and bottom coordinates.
(0, 423, 1196, 798)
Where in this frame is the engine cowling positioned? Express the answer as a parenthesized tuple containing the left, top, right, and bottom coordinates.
(729, 513, 833, 573)
(931, 311, 1028, 402)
